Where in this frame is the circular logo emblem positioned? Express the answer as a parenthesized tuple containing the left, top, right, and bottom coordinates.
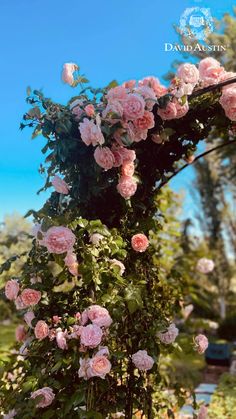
(179, 7, 214, 41)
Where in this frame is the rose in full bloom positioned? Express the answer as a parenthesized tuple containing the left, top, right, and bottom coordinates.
(123, 94, 145, 121)
(15, 325, 27, 342)
(94, 146, 115, 170)
(87, 305, 112, 328)
(88, 355, 111, 379)
(131, 233, 149, 252)
(198, 57, 224, 86)
(106, 86, 127, 101)
(121, 161, 135, 177)
(79, 118, 105, 146)
(197, 405, 208, 419)
(43, 226, 76, 254)
(138, 76, 167, 98)
(80, 324, 103, 348)
(5, 279, 19, 301)
(157, 323, 179, 344)
(21, 289, 41, 307)
(219, 86, 236, 121)
(194, 334, 209, 354)
(62, 63, 78, 86)
(177, 63, 199, 85)
(117, 176, 137, 199)
(196, 258, 215, 274)
(135, 85, 157, 110)
(133, 110, 155, 131)
(132, 350, 154, 371)
(51, 175, 69, 194)
(175, 99, 189, 119)
(90, 233, 104, 245)
(56, 328, 68, 350)
(31, 387, 55, 408)
(157, 101, 177, 120)
(110, 258, 125, 275)
(85, 104, 95, 117)
(14, 295, 27, 310)
(64, 252, 79, 276)
(24, 311, 35, 328)
(117, 147, 136, 163)
(34, 321, 49, 340)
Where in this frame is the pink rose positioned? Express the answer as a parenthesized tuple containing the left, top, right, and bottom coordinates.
(51, 175, 69, 194)
(175, 100, 189, 119)
(111, 148, 124, 167)
(122, 80, 136, 89)
(157, 101, 177, 120)
(79, 118, 105, 146)
(52, 315, 61, 325)
(5, 279, 19, 301)
(103, 100, 124, 119)
(194, 334, 209, 354)
(123, 94, 145, 121)
(64, 252, 79, 276)
(62, 63, 78, 86)
(125, 121, 148, 143)
(110, 259, 125, 276)
(14, 295, 27, 310)
(196, 258, 215, 274)
(157, 323, 179, 344)
(117, 176, 137, 199)
(177, 63, 199, 85)
(135, 85, 157, 110)
(106, 86, 127, 101)
(197, 405, 208, 419)
(88, 355, 111, 379)
(133, 110, 155, 131)
(21, 289, 41, 307)
(43, 226, 76, 254)
(138, 76, 167, 98)
(199, 57, 224, 86)
(220, 87, 236, 121)
(116, 147, 136, 163)
(24, 311, 35, 328)
(87, 305, 112, 328)
(56, 328, 68, 350)
(78, 358, 93, 380)
(131, 233, 149, 252)
(85, 104, 95, 117)
(31, 387, 55, 408)
(132, 350, 154, 371)
(94, 146, 115, 170)
(121, 162, 135, 177)
(34, 320, 49, 340)
(80, 324, 103, 348)
(15, 325, 27, 342)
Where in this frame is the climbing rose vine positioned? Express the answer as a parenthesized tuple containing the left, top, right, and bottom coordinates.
(0, 57, 234, 418)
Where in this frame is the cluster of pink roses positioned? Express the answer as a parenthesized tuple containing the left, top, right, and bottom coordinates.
(5, 279, 41, 311)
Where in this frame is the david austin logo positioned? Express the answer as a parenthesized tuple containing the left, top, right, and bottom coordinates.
(164, 7, 227, 52)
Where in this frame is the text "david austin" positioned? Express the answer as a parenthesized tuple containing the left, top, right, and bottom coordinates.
(164, 43, 227, 52)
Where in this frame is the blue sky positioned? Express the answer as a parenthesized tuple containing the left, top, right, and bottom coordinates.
(0, 0, 234, 220)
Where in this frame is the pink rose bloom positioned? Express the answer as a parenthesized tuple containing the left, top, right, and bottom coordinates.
(177, 63, 199, 85)
(51, 175, 69, 194)
(64, 252, 79, 276)
(88, 355, 111, 379)
(62, 63, 78, 86)
(87, 305, 112, 328)
(194, 334, 209, 354)
(14, 295, 27, 310)
(21, 289, 41, 307)
(117, 147, 136, 163)
(106, 86, 127, 101)
(133, 110, 155, 131)
(175, 99, 189, 119)
(220, 87, 236, 121)
(196, 258, 215, 274)
(31, 387, 55, 408)
(138, 76, 167, 97)
(117, 176, 137, 199)
(135, 85, 157, 110)
(132, 350, 154, 371)
(131, 233, 149, 252)
(85, 104, 95, 117)
(122, 80, 136, 89)
(24, 311, 35, 328)
(80, 324, 103, 348)
(157, 101, 177, 120)
(123, 93, 145, 121)
(90, 233, 104, 245)
(75, 312, 81, 321)
(199, 57, 224, 86)
(56, 328, 68, 350)
(3, 409, 17, 419)
(78, 358, 93, 380)
(52, 315, 61, 325)
(157, 323, 179, 344)
(79, 118, 105, 146)
(15, 325, 27, 342)
(197, 405, 208, 419)
(121, 161, 135, 177)
(111, 148, 124, 167)
(125, 121, 148, 143)
(43, 226, 76, 254)
(34, 320, 49, 340)
(110, 259, 125, 276)
(94, 146, 115, 170)
(5, 279, 19, 301)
